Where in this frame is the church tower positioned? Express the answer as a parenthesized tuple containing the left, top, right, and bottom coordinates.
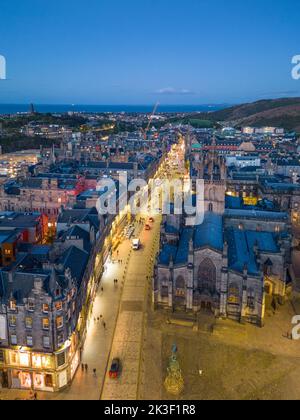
(194, 135, 226, 215)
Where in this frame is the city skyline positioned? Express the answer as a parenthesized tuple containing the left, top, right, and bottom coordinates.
(0, 0, 300, 105)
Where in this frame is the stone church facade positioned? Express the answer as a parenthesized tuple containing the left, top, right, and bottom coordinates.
(153, 148, 291, 326)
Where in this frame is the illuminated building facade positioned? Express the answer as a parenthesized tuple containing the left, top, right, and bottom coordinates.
(0, 245, 89, 392)
(154, 148, 292, 326)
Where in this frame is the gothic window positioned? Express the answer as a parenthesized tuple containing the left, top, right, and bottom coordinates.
(198, 259, 216, 293)
(176, 276, 185, 289)
(247, 289, 255, 309)
(264, 283, 271, 295)
(161, 277, 169, 298)
(213, 164, 221, 181)
(263, 259, 273, 276)
(204, 165, 210, 180)
(209, 188, 216, 202)
(228, 283, 240, 305)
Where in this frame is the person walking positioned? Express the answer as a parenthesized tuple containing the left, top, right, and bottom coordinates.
(93, 369, 97, 377)
(85, 364, 88, 372)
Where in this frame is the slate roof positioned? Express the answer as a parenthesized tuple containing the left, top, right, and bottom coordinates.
(226, 228, 280, 276)
(57, 207, 98, 224)
(225, 209, 288, 221)
(58, 246, 89, 288)
(60, 225, 91, 252)
(158, 213, 223, 267)
(194, 213, 223, 251)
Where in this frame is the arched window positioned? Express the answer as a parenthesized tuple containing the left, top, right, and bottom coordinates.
(213, 164, 221, 181)
(176, 276, 185, 289)
(228, 283, 240, 305)
(161, 277, 169, 298)
(208, 203, 213, 212)
(247, 289, 255, 309)
(198, 259, 216, 293)
(204, 165, 210, 180)
(209, 187, 216, 202)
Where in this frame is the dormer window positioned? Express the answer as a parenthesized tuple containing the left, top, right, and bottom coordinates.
(43, 303, 50, 314)
(9, 300, 16, 312)
(28, 300, 35, 312)
(55, 301, 63, 312)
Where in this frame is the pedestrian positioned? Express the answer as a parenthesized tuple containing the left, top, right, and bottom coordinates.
(97, 317, 100, 322)
(93, 369, 97, 377)
(81, 363, 84, 372)
(101, 287, 104, 293)
(34, 392, 38, 401)
(85, 364, 88, 372)
(103, 321, 106, 329)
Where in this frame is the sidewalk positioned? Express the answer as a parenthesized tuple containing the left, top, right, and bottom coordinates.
(0, 231, 136, 401)
(101, 216, 161, 400)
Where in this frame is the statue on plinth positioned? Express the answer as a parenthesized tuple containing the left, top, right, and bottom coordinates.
(164, 343, 184, 396)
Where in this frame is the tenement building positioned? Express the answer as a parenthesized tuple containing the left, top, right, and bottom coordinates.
(154, 148, 292, 326)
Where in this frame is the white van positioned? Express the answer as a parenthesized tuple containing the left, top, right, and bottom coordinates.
(132, 239, 140, 250)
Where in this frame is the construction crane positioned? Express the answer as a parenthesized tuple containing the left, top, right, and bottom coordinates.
(142, 102, 160, 140)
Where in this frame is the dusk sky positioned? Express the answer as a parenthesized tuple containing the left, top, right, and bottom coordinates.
(0, 0, 300, 105)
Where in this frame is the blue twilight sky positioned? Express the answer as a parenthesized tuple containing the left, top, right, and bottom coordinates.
(0, 0, 300, 105)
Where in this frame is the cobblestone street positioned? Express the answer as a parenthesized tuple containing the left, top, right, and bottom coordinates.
(141, 294, 300, 401)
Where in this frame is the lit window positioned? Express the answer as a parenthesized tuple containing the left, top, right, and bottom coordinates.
(43, 336, 50, 349)
(56, 317, 63, 330)
(55, 301, 63, 311)
(9, 316, 17, 327)
(25, 317, 33, 329)
(28, 300, 35, 312)
(32, 354, 42, 368)
(42, 318, 50, 330)
(10, 335, 17, 345)
(43, 303, 50, 314)
(27, 336, 33, 347)
(9, 300, 17, 311)
(19, 352, 31, 367)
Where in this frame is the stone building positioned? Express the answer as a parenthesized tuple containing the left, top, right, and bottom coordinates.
(0, 244, 89, 391)
(154, 147, 291, 326)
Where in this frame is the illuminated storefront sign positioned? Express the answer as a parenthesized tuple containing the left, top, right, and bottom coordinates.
(70, 351, 80, 379)
(58, 370, 68, 389)
(19, 372, 32, 389)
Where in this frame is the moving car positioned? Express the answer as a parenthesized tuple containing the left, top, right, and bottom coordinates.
(132, 239, 141, 250)
(109, 358, 121, 379)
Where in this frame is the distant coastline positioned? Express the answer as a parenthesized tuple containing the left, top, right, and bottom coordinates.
(0, 104, 230, 115)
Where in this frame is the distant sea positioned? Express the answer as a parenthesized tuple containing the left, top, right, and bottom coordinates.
(0, 104, 229, 115)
